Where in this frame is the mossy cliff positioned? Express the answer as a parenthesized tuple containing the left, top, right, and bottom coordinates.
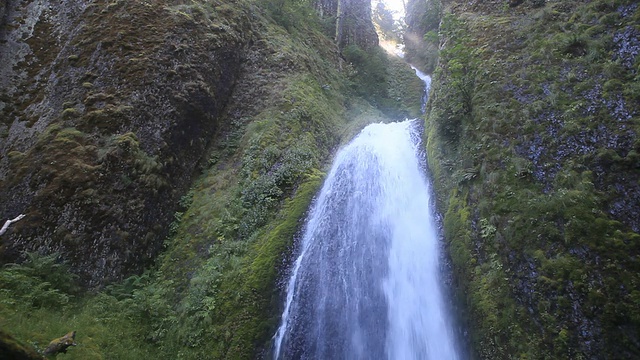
(0, 0, 251, 287)
(416, 0, 640, 358)
(0, 0, 385, 290)
(0, 0, 422, 358)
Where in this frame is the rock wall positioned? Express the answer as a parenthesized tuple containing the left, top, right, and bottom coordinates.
(424, 0, 640, 357)
(336, 0, 378, 49)
(313, 0, 378, 50)
(0, 0, 381, 290)
(0, 0, 250, 288)
(0, 0, 6, 30)
(314, 0, 338, 18)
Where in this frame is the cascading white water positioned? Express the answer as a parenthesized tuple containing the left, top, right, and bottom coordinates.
(273, 70, 459, 360)
(412, 66, 432, 113)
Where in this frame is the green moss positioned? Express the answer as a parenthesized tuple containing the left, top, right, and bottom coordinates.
(112, 131, 139, 148)
(246, 170, 324, 292)
(444, 189, 472, 266)
(61, 107, 80, 119)
(62, 101, 76, 109)
(7, 151, 25, 163)
(427, 0, 640, 357)
(217, 170, 324, 358)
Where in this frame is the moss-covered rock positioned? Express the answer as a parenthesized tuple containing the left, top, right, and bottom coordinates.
(424, 0, 640, 358)
(0, 0, 251, 287)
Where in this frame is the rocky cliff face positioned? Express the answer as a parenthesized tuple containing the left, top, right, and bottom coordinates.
(314, 0, 379, 49)
(404, 0, 440, 72)
(0, 1, 7, 29)
(335, 0, 378, 49)
(0, 0, 250, 287)
(314, 0, 338, 22)
(422, 0, 640, 358)
(0, 0, 382, 289)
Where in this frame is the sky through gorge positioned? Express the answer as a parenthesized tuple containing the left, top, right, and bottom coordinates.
(377, 0, 406, 20)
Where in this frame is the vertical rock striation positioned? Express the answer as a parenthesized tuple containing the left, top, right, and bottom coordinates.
(424, 0, 640, 358)
(0, 0, 250, 288)
(314, 0, 378, 50)
(336, 0, 379, 49)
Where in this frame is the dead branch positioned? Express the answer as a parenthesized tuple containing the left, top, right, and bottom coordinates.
(0, 214, 25, 236)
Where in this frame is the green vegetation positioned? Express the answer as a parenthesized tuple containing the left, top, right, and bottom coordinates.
(405, 0, 442, 72)
(0, 0, 422, 359)
(430, 13, 476, 144)
(262, 0, 321, 33)
(343, 44, 423, 118)
(0, 253, 79, 309)
(426, 0, 640, 357)
(0, 253, 154, 358)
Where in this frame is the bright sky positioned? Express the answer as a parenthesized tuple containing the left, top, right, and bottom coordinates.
(377, 0, 406, 20)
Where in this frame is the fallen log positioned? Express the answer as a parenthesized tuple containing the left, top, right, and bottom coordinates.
(43, 331, 76, 356)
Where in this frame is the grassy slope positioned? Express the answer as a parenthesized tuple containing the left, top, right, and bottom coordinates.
(426, 0, 640, 358)
(0, 1, 423, 358)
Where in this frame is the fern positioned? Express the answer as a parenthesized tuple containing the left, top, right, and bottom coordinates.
(0, 252, 78, 308)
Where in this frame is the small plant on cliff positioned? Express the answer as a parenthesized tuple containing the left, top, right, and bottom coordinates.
(431, 14, 477, 144)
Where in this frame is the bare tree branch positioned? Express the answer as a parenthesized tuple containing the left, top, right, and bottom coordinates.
(0, 214, 26, 236)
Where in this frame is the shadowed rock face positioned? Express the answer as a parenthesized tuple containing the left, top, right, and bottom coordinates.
(314, 0, 378, 49)
(0, 0, 380, 289)
(423, 0, 640, 358)
(336, 0, 378, 49)
(0, 329, 43, 360)
(0, 0, 250, 288)
(0, 1, 6, 30)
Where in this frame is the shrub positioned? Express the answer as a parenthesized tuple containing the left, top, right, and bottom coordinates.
(0, 252, 79, 308)
(342, 44, 390, 105)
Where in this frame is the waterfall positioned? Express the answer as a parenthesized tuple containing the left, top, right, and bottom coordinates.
(273, 70, 459, 360)
(412, 66, 432, 113)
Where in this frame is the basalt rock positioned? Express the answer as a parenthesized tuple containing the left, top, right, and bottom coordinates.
(336, 0, 378, 49)
(313, 0, 378, 50)
(0, 0, 250, 288)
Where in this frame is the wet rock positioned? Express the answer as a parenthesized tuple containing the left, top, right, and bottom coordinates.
(504, 83, 536, 104)
(613, 26, 640, 70)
